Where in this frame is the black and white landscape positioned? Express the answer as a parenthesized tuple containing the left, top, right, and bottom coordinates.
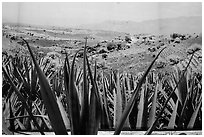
(2, 2, 202, 135)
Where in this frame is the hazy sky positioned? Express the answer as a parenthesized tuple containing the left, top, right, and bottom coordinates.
(2, 2, 202, 27)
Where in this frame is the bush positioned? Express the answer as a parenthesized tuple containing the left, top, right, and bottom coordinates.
(107, 42, 116, 51)
(125, 36, 132, 43)
(102, 53, 108, 59)
(167, 55, 181, 65)
(99, 48, 108, 54)
(187, 43, 201, 54)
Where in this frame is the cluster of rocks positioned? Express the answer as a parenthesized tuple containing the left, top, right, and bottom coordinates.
(4, 33, 19, 42)
(75, 35, 133, 61)
(144, 33, 201, 54)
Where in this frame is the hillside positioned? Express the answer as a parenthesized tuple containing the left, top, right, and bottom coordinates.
(79, 16, 202, 35)
(2, 23, 202, 75)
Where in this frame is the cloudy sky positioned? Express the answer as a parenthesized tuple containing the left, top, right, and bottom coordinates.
(2, 2, 202, 27)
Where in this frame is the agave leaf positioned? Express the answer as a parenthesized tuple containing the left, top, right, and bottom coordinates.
(145, 53, 194, 135)
(168, 100, 179, 129)
(86, 52, 101, 134)
(135, 78, 148, 130)
(88, 70, 101, 134)
(85, 54, 101, 104)
(12, 64, 30, 90)
(187, 94, 202, 129)
(3, 97, 11, 122)
(30, 65, 38, 94)
(160, 80, 175, 108)
(101, 71, 111, 128)
(114, 47, 166, 135)
(136, 86, 145, 129)
(129, 74, 135, 90)
(76, 69, 83, 86)
(148, 80, 159, 128)
(15, 119, 27, 130)
(68, 49, 81, 135)
(63, 54, 70, 115)
(33, 102, 50, 130)
(126, 74, 131, 91)
(22, 39, 67, 135)
(177, 90, 190, 129)
(169, 76, 182, 104)
(65, 53, 71, 73)
(143, 79, 149, 129)
(174, 70, 188, 105)
(55, 72, 63, 97)
(80, 38, 89, 134)
(24, 59, 31, 91)
(9, 99, 15, 131)
(13, 63, 22, 83)
(2, 114, 14, 135)
(42, 58, 50, 72)
(113, 70, 123, 128)
(56, 96, 70, 130)
(105, 79, 114, 104)
(6, 115, 49, 120)
(121, 75, 130, 128)
(88, 84, 100, 134)
(94, 60, 97, 80)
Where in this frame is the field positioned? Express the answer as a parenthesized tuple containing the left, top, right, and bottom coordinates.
(2, 23, 202, 135)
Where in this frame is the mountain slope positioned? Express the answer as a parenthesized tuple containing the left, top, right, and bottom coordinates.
(79, 16, 202, 34)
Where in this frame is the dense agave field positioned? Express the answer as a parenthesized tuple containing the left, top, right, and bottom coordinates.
(2, 38, 202, 135)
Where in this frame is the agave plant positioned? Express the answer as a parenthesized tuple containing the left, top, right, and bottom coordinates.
(63, 38, 102, 134)
(20, 38, 103, 135)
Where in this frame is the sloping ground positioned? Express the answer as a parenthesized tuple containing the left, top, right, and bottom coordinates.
(184, 34, 202, 46)
(2, 36, 27, 55)
(2, 23, 202, 76)
(101, 36, 202, 75)
(2, 36, 21, 50)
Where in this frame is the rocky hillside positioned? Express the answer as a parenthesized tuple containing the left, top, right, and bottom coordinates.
(2, 23, 202, 75)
